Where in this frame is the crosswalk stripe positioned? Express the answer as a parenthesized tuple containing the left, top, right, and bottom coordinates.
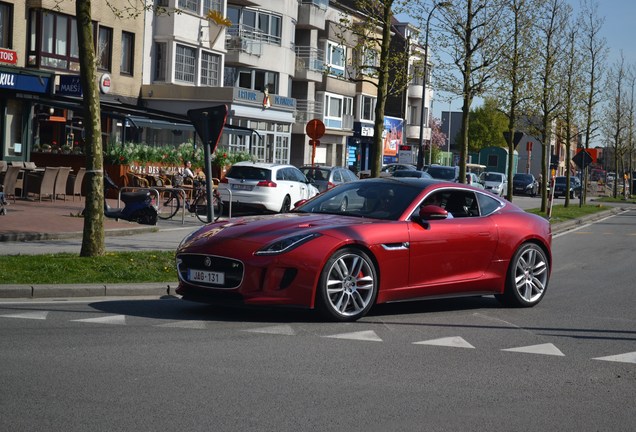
(501, 343, 564, 356)
(323, 330, 382, 342)
(413, 336, 475, 349)
(157, 320, 207, 329)
(71, 315, 126, 325)
(592, 352, 636, 364)
(0, 311, 49, 320)
(243, 325, 296, 335)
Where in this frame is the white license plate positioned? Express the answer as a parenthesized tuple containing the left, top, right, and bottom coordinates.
(188, 269, 225, 284)
(233, 184, 253, 191)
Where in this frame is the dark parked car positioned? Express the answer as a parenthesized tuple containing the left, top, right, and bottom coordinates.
(392, 170, 433, 179)
(513, 173, 539, 196)
(553, 176, 582, 198)
(300, 165, 358, 193)
(424, 165, 459, 182)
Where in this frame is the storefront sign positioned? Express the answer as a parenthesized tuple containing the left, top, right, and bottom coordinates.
(0, 48, 17, 65)
(58, 75, 83, 97)
(0, 70, 51, 93)
(233, 88, 296, 110)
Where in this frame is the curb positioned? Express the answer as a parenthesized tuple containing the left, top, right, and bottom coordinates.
(0, 282, 179, 300)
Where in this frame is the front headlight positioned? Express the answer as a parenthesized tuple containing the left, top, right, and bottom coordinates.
(255, 233, 322, 256)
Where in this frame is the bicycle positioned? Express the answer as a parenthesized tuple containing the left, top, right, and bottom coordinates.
(156, 179, 223, 223)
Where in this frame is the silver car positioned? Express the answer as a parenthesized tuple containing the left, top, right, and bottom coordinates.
(299, 166, 358, 193)
(482, 172, 508, 196)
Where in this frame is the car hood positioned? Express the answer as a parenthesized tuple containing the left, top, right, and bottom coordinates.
(177, 213, 376, 251)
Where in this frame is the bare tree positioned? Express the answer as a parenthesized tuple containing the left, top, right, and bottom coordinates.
(495, 0, 540, 200)
(577, 0, 607, 204)
(76, 0, 105, 256)
(557, 18, 585, 208)
(533, 0, 568, 212)
(426, 0, 506, 183)
(603, 54, 631, 198)
(336, 0, 410, 178)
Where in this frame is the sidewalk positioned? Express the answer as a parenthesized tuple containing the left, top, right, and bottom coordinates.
(0, 197, 158, 242)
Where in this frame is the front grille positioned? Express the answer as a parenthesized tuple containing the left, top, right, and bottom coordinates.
(177, 253, 244, 289)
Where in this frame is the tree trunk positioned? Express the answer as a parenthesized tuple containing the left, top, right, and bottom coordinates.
(76, 0, 105, 256)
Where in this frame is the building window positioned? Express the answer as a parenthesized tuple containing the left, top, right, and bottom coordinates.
(154, 42, 166, 81)
(31, 10, 79, 71)
(226, 67, 278, 93)
(324, 93, 353, 129)
(326, 41, 345, 77)
(200, 51, 220, 86)
(0, 2, 12, 48)
(227, 6, 282, 45)
(179, 0, 198, 13)
(120, 31, 134, 75)
(96, 26, 112, 71)
(175, 44, 196, 83)
(360, 95, 375, 122)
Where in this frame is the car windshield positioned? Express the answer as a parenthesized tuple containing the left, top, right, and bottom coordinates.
(555, 177, 566, 184)
(426, 166, 456, 180)
(300, 167, 329, 181)
(294, 179, 424, 220)
(485, 173, 503, 182)
(225, 166, 270, 181)
(514, 174, 533, 182)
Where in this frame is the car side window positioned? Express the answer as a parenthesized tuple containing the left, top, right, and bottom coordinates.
(476, 192, 502, 216)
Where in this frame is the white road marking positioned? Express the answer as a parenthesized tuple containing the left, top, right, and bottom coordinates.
(0, 311, 49, 320)
(593, 352, 636, 364)
(243, 325, 296, 335)
(157, 320, 207, 329)
(413, 336, 475, 349)
(71, 315, 126, 325)
(323, 330, 382, 342)
(501, 343, 565, 356)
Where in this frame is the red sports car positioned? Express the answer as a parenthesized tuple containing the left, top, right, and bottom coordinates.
(175, 178, 552, 321)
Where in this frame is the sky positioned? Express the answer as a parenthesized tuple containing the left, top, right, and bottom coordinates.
(428, 0, 636, 119)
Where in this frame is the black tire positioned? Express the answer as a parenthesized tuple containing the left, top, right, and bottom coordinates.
(280, 195, 291, 213)
(193, 193, 209, 223)
(156, 189, 180, 220)
(339, 196, 348, 212)
(136, 207, 158, 226)
(316, 248, 378, 322)
(496, 243, 549, 307)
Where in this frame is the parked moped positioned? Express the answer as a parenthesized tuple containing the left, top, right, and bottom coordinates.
(104, 173, 158, 225)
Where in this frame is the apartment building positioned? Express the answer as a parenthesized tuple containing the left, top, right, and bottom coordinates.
(1, 0, 432, 173)
(0, 0, 147, 161)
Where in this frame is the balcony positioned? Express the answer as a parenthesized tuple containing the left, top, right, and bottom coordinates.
(297, 0, 328, 29)
(292, 99, 324, 134)
(225, 26, 265, 66)
(294, 46, 324, 82)
(406, 124, 422, 141)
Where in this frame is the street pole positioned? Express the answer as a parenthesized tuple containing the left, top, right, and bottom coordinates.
(417, 1, 449, 170)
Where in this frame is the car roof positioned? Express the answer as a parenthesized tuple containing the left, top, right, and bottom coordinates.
(233, 161, 294, 169)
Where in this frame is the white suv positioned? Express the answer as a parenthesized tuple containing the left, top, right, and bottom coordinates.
(218, 162, 319, 213)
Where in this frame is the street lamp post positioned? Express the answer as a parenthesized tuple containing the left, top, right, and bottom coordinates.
(417, 1, 450, 170)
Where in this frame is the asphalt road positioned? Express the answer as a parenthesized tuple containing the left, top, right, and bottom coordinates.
(0, 205, 634, 431)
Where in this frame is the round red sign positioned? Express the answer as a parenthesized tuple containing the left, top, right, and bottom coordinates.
(305, 119, 325, 139)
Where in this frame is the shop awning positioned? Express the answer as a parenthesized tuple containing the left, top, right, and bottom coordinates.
(125, 116, 195, 131)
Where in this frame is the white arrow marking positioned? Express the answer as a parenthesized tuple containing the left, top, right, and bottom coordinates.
(1, 311, 49, 320)
(502, 343, 564, 356)
(323, 330, 382, 342)
(157, 320, 207, 329)
(593, 352, 636, 364)
(243, 325, 296, 335)
(413, 336, 475, 349)
(72, 315, 126, 325)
